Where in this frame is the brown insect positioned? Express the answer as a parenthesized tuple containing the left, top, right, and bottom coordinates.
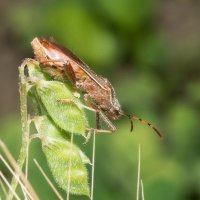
(31, 37, 163, 138)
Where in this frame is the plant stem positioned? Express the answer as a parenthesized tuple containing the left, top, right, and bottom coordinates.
(7, 62, 30, 200)
(136, 144, 141, 200)
(90, 132, 96, 200)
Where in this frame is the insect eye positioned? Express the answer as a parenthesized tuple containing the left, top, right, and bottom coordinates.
(114, 109, 120, 116)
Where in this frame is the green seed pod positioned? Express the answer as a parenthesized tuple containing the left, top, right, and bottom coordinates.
(27, 61, 88, 136)
(33, 116, 90, 196)
(36, 80, 88, 136)
(26, 61, 91, 196)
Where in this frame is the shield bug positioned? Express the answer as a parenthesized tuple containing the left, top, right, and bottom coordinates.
(31, 37, 163, 138)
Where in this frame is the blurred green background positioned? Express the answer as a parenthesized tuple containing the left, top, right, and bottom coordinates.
(1, 0, 200, 199)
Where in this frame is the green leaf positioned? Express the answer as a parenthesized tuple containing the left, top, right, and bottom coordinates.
(33, 116, 90, 196)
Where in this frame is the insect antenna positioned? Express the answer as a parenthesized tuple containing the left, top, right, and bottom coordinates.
(129, 117, 134, 132)
(125, 114, 163, 138)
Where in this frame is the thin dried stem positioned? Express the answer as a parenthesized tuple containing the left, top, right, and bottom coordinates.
(0, 140, 39, 200)
(0, 155, 34, 200)
(33, 159, 64, 200)
(0, 172, 20, 200)
(136, 144, 141, 200)
(141, 179, 145, 200)
(0, 176, 8, 197)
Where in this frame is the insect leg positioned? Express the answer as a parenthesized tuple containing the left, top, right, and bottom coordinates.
(62, 61, 77, 85)
(40, 59, 67, 65)
(96, 112, 101, 129)
(61, 96, 116, 143)
(38, 59, 68, 73)
(60, 99, 96, 112)
(41, 59, 78, 86)
(83, 112, 100, 144)
(61, 96, 116, 133)
(84, 94, 116, 133)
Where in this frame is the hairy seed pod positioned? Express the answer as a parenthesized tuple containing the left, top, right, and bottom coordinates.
(34, 116, 90, 196)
